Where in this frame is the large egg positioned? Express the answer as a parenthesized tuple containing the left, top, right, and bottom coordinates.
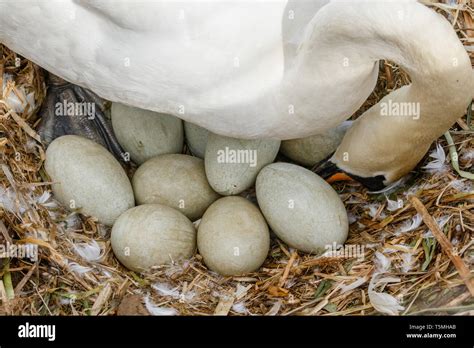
(205, 134, 280, 195)
(111, 103, 183, 164)
(280, 122, 351, 166)
(184, 122, 209, 158)
(197, 196, 270, 276)
(256, 163, 348, 253)
(45, 135, 135, 225)
(111, 204, 196, 272)
(132, 154, 220, 221)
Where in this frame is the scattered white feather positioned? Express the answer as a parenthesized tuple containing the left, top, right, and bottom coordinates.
(381, 247, 397, 255)
(152, 282, 195, 302)
(232, 301, 248, 314)
(370, 250, 405, 315)
(422, 143, 447, 173)
(367, 204, 380, 218)
(395, 214, 422, 235)
(436, 215, 450, 230)
(235, 283, 250, 299)
(285, 278, 297, 288)
(403, 183, 424, 198)
(347, 212, 358, 224)
(366, 203, 386, 219)
(384, 244, 411, 255)
(72, 239, 103, 262)
(0, 186, 26, 214)
(35, 191, 58, 209)
(461, 149, 474, 162)
(374, 251, 391, 273)
(451, 179, 473, 193)
(400, 252, 416, 273)
(45, 209, 61, 221)
(102, 269, 112, 278)
(180, 290, 196, 302)
(340, 277, 367, 294)
(266, 300, 282, 316)
(165, 260, 190, 277)
(35, 191, 51, 204)
(368, 177, 406, 195)
(58, 291, 78, 305)
(144, 295, 177, 316)
(67, 261, 93, 275)
(152, 282, 180, 298)
(368, 276, 404, 315)
(421, 216, 450, 239)
(2, 73, 36, 114)
(64, 214, 82, 230)
(24, 138, 37, 153)
(385, 195, 403, 212)
(364, 243, 380, 249)
(423, 230, 434, 239)
(59, 297, 74, 305)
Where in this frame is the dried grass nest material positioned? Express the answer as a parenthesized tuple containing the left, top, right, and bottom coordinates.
(0, 1, 473, 316)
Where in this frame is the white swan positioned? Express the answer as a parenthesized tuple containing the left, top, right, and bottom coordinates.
(0, 0, 472, 188)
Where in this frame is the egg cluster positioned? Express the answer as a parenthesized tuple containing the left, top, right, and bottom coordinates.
(45, 104, 349, 276)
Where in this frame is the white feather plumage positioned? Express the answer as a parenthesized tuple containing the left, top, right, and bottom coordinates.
(368, 276, 404, 315)
(369, 251, 405, 315)
(2, 73, 36, 115)
(144, 296, 178, 316)
(422, 143, 447, 173)
(395, 214, 422, 235)
(72, 240, 103, 263)
(340, 277, 367, 294)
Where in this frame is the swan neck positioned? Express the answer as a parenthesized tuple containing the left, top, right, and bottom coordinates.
(324, 1, 473, 182)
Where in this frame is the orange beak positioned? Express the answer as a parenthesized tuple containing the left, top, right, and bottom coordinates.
(314, 161, 354, 184)
(325, 172, 354, 184)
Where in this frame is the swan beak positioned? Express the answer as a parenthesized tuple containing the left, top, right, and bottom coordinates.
(313, 160, 354, 184)
(326, 172, 353, 184)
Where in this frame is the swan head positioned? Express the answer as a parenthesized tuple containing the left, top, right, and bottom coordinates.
(318, 113, 431, 191)
(314, 97, 448, 191)
(315, 160, 387, 191)
(314, 48, 474, 191)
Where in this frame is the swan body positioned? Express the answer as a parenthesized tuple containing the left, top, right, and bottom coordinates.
(0, 0, 472, 185)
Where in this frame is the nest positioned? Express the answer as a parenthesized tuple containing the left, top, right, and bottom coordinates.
(0, 1, 473, 316)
